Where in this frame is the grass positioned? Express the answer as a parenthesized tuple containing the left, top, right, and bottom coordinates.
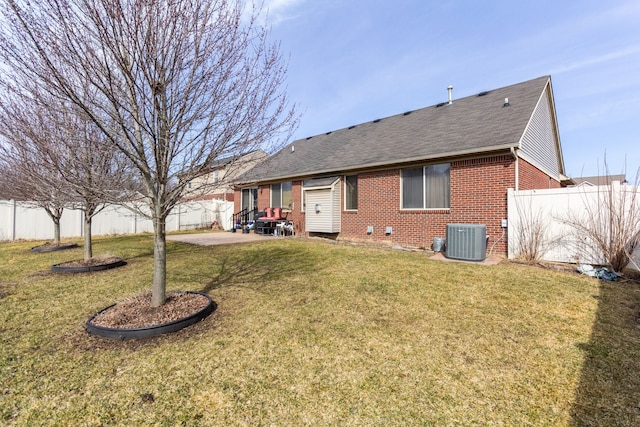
(1, 234, 640, 425)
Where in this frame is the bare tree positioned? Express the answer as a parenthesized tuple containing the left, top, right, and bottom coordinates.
(0, 161, 10, 199)
(0, 120, 71, 246)
(563, 162, 640, 272)
(0, 158, 68, 244)
(0, 81, 134, 258)
(41, 102, 135, 260)
(0, 0, 298, 306)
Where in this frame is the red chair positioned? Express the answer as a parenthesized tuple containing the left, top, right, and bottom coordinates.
(273, 207, 283, 220)
(264, 207, 273, 219)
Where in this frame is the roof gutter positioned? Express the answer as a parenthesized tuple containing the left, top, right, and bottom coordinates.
(236, 143, 520, 185)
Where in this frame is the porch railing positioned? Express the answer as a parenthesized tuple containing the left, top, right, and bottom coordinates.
(232, 207, 257, 230)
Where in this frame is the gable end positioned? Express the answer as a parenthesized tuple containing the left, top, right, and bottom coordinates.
(518, 83, 563, 179)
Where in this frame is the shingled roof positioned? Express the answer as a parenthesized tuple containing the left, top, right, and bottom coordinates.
(239, 76, 553, 183)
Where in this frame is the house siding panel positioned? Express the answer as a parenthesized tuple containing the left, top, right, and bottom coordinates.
(520, 87, 560, 178)
(306, 188, 340, 232)
(332, 181, 342, 231)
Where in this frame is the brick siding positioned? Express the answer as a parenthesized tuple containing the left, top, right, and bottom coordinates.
(519, 159, 561, 190)
(234, 155, 558, 256)
(338, 155, 515, 254)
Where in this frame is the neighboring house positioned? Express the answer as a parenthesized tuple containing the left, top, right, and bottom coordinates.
(565, 174, 626, 187)
(234, 76, 567, 255)
(183, 150, 267, 201)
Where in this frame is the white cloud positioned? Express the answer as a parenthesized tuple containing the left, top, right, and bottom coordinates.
(550, 45, 640, 76)
(259, 0, 306, 26)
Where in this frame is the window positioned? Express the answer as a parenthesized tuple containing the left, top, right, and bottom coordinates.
(425, 164, 450, 208)
(345, 175, 358, 210)
(282, 181, 292, 209)
(402, 167, 423, 208)
(241, 188, 258, 217)
(401, 164, 450, 209)
(271, 181, 292, 209)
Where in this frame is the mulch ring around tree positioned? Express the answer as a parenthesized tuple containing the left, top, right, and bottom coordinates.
(86, 291, 215, 339)
(31, 242, 79, 253)
(51, 256, 126, 273)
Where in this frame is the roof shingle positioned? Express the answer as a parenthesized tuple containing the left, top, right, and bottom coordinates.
(240, 76, 551, 183)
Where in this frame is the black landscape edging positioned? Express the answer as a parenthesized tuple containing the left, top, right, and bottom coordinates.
(31, 243, 79, 253)
(51, 258, 127, 273)
(86, 291, 215, 340)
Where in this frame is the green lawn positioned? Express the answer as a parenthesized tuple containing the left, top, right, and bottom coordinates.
(1, 234, 639, 426)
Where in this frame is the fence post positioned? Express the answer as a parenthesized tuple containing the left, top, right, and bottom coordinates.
(507, 189, 514, 259)
(611, 180, 621, 212)
(11, 199, 16, 241)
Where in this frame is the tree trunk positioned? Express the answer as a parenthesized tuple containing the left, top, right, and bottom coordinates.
(53, 217, 61, 245)
(151, 215, 167, 307)
(45, 206, 64, 245)
(83, 213, 92, 260)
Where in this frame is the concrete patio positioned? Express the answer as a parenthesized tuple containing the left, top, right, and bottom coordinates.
(167, 231, 273, 246)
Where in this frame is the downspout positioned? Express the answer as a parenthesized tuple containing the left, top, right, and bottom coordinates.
(510, 147, 519, 191)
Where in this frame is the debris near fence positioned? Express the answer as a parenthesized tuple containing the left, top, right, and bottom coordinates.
(577, 264, 618, 281)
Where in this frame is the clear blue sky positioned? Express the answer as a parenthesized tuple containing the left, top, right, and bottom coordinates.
(260, 0, 639, 179)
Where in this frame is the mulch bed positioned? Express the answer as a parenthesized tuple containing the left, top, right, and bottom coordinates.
(90, 291, 210, 329)
(56, 256, 123, 268)
(31, 242, 79, 252)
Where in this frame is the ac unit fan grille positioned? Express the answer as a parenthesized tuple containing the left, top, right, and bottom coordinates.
(445, 224, 487, 261)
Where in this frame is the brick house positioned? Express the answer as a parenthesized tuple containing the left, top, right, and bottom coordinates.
(234, 76, 566, 255)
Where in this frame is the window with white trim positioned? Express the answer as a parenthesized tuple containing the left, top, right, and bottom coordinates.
(271, 181, 292, 209)
(345, 175, 358, 210)
(401, 163, 450, 209)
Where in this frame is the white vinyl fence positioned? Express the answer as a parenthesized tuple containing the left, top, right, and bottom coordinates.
(0, 199, 234, 241)
(508, 181, 640, 272)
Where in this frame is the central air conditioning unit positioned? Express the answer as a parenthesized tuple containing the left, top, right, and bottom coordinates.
(445, 224, 487, 261)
